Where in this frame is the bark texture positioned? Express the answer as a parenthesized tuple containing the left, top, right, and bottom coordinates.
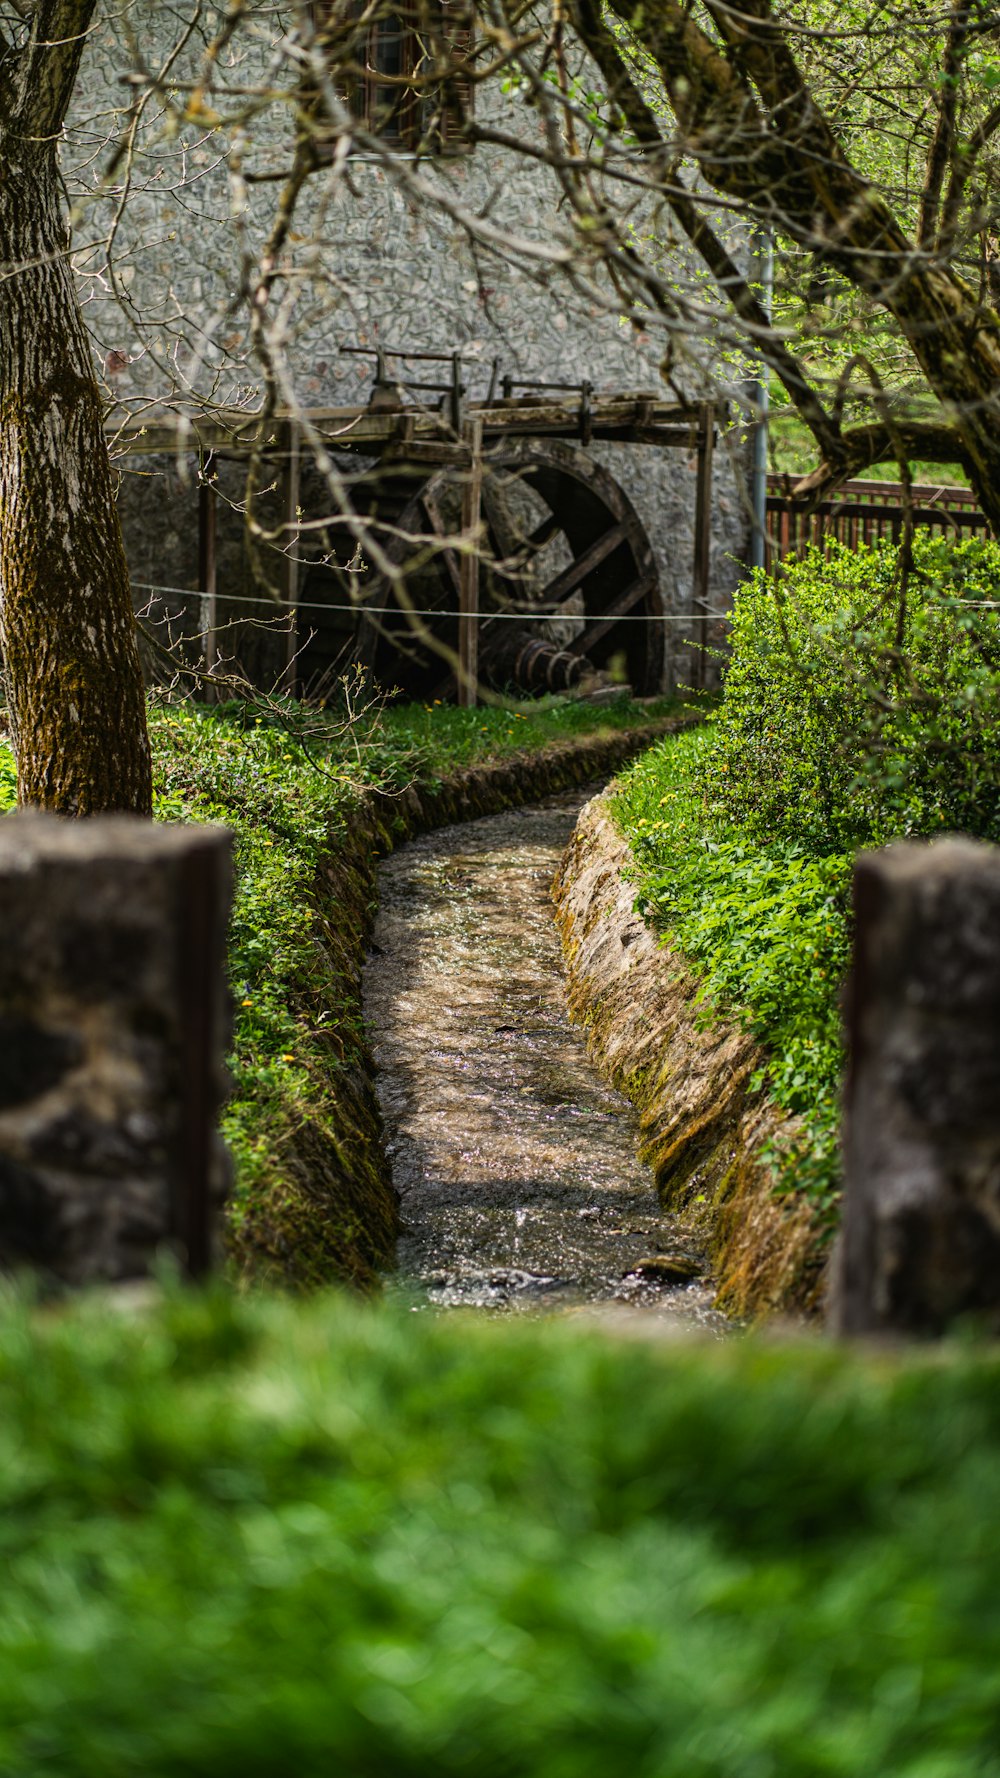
(0, 2, 151, 814)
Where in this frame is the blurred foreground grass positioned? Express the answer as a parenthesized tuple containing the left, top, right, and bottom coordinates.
(2, 1284, 999, 1777)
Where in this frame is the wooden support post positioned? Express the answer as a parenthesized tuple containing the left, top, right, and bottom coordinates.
(691, 402, 715, 689)
(0, 818, 232, 1284)
(198, 458, 217, 703)
(457, 417, 483, 707)
(833, 840, 1000, 1336)
(280, 420, 302, 695)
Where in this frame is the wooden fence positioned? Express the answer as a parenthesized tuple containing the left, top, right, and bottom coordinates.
(765, 474, 990, 572)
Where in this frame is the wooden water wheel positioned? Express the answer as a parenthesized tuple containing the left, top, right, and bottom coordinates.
(299, 438, 664, 699)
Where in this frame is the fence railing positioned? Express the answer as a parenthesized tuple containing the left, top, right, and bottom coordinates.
(765, 473, 990, 572)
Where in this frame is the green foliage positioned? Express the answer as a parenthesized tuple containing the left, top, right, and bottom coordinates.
(149, 690, 676, 1268)
(710, 536, 1000, 852)
(3, 1283, 1000, 1776)
(0, 749, 15, 813)
(149, 703, 362, 1264)
(613, 729, 850, 1221)
(614, 537, 1000, 1224)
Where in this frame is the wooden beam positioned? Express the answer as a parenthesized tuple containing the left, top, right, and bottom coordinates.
(539, 519, 629, 610)
(197, 464, 217, 701)
(280, 420, 302, 695)
(105, 397, 709, 460)
(457, 418, 483, 707)
(566, 575, 656, 658)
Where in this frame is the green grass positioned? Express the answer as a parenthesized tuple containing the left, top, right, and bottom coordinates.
(1, 1282, 999, 1777)
(611, 727, 849, 1223)
(0, 690, 679, 1274)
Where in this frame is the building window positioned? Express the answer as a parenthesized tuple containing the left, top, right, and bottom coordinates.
(311, 1, 474, 155)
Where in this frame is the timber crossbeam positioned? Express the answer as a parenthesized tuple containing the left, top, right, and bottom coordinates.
(105, 394, 712, 460)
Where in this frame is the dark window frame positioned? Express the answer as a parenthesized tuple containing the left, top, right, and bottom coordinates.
(310, 1, 475, 156)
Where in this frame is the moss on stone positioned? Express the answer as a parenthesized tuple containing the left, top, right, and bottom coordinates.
(230, 723, 684, 1290)
(553, 795, 829, 1322)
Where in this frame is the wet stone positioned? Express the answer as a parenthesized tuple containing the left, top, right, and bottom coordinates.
(626, 1254, 704, 1285)
(364, 791, 727, 1331)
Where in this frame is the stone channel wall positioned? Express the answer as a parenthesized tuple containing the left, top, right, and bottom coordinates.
(237, 720, 693, 1289)
(553, 796, 828, 1320)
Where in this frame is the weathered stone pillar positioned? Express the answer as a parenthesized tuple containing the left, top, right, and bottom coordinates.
(831, 838, 1000, 1336)
(0, 814, 232, 1284)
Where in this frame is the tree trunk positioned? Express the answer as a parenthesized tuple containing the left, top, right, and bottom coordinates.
(0, 159, 152, 815)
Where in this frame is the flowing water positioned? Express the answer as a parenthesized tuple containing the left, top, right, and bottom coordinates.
(365, 790, 727, 1330)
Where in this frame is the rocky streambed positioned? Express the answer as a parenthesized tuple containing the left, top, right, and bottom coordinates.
(364, 789, 727, 1328)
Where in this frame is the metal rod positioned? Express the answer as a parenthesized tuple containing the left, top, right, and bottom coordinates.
(132, 581, 732, 621)
(342, 344, 476, 363)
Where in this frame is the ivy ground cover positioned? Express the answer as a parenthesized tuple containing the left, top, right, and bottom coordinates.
(612, 536, 1000, 1225)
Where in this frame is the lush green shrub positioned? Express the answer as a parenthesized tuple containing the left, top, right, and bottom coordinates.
(2, 1284, 1000, 1777)
(613, 729, 850, 1221)
(709, 535, 1000, 852)
(614, 536, 1000, 1224)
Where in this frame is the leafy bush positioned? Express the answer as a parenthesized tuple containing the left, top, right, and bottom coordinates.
(709, 535, 1000, 851)
(613, 534, 1000, 1224)
(3, 1284, 1000, 1777)
(613, 729, 850, 1220)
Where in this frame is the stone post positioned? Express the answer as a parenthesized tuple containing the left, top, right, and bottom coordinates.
(831, 838, 1000, 1336)
(0, 814, 232, 1284)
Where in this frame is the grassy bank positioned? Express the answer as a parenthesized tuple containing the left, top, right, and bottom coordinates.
(0, 691, 681, 1282)
(612, 725, 851, 1228)
(2, 1283, 999, 1777)
(612, 536, 1000, 1237)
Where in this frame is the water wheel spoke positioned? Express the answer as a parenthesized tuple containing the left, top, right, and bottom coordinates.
(480, 486, 522, 593)
(419, 494, 463, 603)
(524, 513, 563, 553)
(484, 511, 564, 587)
(566, 574, 657, 657)
(338, 437, 662, 699)
(538, 518, 630, 609)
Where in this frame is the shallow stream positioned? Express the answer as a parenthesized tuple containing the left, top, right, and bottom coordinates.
(364, 790, 726, 1329)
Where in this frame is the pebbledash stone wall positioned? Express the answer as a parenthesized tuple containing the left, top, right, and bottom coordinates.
(70, 9, 751, 693)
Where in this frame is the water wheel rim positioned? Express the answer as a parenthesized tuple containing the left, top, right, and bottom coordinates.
(357, 438, 664, 694)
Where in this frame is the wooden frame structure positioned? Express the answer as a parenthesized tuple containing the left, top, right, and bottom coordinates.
(111, 386, 721, 702)
(765, 472, 989, 572)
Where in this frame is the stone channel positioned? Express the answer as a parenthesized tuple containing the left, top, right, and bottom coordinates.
(364, 788, 728, 1328)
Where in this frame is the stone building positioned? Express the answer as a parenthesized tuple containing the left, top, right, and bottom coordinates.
(70, 4, 751, 695)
